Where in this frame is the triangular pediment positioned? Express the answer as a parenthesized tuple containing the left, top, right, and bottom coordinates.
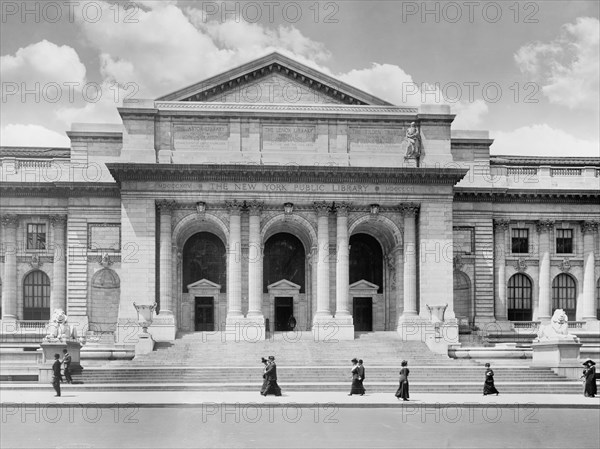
(349, 279, 379, 291)
(157, 52, 391, 106)
(187, 278, 221, 290)
(267, 279, 301, 291)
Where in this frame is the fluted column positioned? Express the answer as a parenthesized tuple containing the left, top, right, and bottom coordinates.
(247, 201, 264, 319)
(400, 204, 419, 320)
(335, 202, 351, 319)
(157, 200, 176, 315)
(49, 215, 67, 313)
(536, 220, 554, 321)
(1, 215, 18, 321)
(226, 200, 243, 318)
(581, 221, 598, 322)
(314, 201, 332, 319)
(393, 245, 404, 323)
(493, 219, 510, 321)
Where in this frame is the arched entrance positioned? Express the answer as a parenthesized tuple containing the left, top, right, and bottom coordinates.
(182, 232, 226, 331)
(349, 233, 383, 331)
(264, 232, 306, 331)
(453, 271, 472, 326)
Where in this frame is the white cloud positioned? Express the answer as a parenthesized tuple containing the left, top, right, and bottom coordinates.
(0, 124, 70, 147)
(452, 100, 489, 129)
(515, 17, 599, 110)
(54, 81, 127, 125)
(0, 40, 86, 87)
(491, 124, 599, 157)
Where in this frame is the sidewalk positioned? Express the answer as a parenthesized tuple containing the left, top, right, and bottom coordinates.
(1, 389, 599, 408)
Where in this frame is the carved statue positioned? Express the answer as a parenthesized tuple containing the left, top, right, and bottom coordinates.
(44, 309, 73, 342)
(404, 122, 422, 159)
(536, 309, 577, 341)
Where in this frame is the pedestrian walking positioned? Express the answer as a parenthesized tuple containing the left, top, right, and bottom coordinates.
(582, 360, 597, 398)
(395, 360, 410, 401)
(62, 348, 73, 384)
(483, 362, 499, 396)
(262, 356, 282, 396)
(260, 357, 269, 395)
(357, 359, 366, 395)
(52, 354, 62, 397)
(348, 358, 364, 396)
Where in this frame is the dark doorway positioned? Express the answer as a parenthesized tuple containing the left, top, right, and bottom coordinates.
(195, 297, 214, 331)
(349, 234, 383, 293)
(264, 233, 305, 293)
(353, 297, 373, 331)
(274, 297, 294, 331)
(183, 232, 226, 293)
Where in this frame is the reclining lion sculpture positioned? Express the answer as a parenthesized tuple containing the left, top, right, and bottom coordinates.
(536, 309, 578, 342)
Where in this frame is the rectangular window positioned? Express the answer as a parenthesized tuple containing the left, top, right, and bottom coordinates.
(26, 224, 46, 250)
(511, 228, 529, 254)
(556, 229, 573, 254)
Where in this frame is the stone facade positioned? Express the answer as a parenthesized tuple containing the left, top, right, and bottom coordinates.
(1, 53, 599, 345)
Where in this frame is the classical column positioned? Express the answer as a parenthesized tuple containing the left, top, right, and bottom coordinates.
(247, 201, 264, 320)
(49, 215, 67, 313)
(157, 200, 176, 316)
(393, 245, 403, 323)
(493, 219, 510, 321)
(314, 201, 332, 319)
(536, 220, 554, 321)
(581, 221, 598, 322)
(335, 202, 351, 320)
(1, 215, 18, 321)
(400, 204, 420, 320)
(226, 200, 243, 318)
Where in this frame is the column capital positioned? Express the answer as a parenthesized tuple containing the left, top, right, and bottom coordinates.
(581, 221, 599, 235)
(314, 201, 332, 217)
(334, 202, 352, 217)
(536, 219, 554, 233)
(225, 199, 244, 215)
(400, 203, 420, 217)
(157, 199, 177, 212)
(493, 219, 510, 231)
(1, 214, 19, 228)
(49, 215, 67, 227)
(247, 200, 264, 216)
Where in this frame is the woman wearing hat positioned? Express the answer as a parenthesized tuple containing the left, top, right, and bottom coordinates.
(395, 360, 410, 401)
(262, 356, 282, 396)
(483, 363, 499, 396)
(348, 358, 364, 396)
(582, 360, 597, 398)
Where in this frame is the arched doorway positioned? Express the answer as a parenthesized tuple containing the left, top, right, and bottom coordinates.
(264, 233, 306, 331)
(453, 271, 472, 326)
(23, 270, 50, 320)
(182, 232, 226, 331)
(349, 233, 383, 331)
(507, 273, 533, 321)
(552, 273, 577, 320)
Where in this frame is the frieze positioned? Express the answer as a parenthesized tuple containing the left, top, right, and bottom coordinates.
(348, 127, 403, 153)
(262, 125, 316, 152)
(16, 255, 53, 264)
(173, 123, 230, 151)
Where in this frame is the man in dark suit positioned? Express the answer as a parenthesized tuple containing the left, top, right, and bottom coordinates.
(62, 349, 73, 384)
(52, 354, 62, 397)
(358, 359, 366, 395)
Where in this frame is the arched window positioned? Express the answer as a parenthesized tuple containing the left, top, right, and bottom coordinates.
(507, 274, 532, 321)
(264, 233, 305, 292)
(349, 233, 383, 293)
(552, 273, 577, 320)
(23, 270, 50, 320)
(453, 272, 472, 323)
(183, 232, 226, 293)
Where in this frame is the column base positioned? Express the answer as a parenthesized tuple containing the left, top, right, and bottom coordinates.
(583, 319, 600, 332)
(225, 316, 265, 342)
(312, 317, 337, 342)
(150, 313, 176, 342)
(1, 317, 18, 334)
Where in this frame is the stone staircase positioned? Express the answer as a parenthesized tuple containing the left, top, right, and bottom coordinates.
(64, 332, 585, 394)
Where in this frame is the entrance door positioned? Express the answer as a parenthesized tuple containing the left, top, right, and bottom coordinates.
(195, 297, 214, 331)
(353, 297, 373, 331)
(274, 297, 294, 331)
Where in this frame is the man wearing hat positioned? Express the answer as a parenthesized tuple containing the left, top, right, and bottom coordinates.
(262, 356, 282, 396)
(582, 360, 597, 398)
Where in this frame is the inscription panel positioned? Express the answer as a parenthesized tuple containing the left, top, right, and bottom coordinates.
(174, 124, 230, 151)
(348, 127, 403, 153)
(262, 125, 317, 152)
(88, 224, 121, 251)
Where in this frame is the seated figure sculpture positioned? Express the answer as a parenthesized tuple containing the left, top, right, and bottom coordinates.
(536, 309, 578, 342)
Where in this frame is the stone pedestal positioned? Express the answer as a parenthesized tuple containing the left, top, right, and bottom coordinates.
(135, 333, 155, 356)
(39, 342, 66, 383)
(532, 339, 582, 367)
(66, 341, 83, 370)
(312, 320, 343, 342)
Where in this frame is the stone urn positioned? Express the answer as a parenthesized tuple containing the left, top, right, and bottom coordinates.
(426, 304, 448, 323)
(133, 302, 157, 334)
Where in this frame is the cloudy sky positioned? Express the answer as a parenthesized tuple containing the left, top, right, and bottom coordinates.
(1, 0, 598, 156)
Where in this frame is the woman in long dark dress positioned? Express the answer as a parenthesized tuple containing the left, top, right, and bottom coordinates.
(395, 360, 410, 401)
(260, 357, 269, 395)
(348, 358, 364, 396)
(262, 356, 282, 396)
(483, 362, 499, 396)
(583, 360, 597, 398)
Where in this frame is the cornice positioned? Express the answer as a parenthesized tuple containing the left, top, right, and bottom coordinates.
(454, 187, 600, 204)
(0, 182, 120, 198)
(106, 163, 467, 185)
